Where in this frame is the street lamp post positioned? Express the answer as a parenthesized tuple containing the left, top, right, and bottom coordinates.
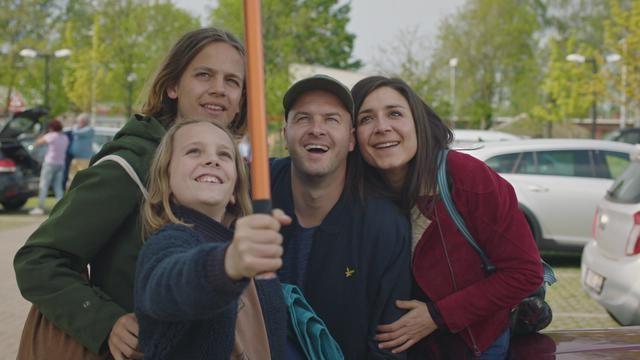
(603, 52, 625, 129)
(567, 52, 625, 137)
(449, 57, 458, 128)
(19, 48, 71, 110)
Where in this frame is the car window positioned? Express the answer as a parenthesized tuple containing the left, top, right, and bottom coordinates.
(607, 160, 640, 203)
(594, 151, 630, 179)
(485, 153, 520, 173)
(515, 150, 592, 177)
(620, 130, 640, 144)
(2, 117, 41, 138)
(515, 152, 536, 174)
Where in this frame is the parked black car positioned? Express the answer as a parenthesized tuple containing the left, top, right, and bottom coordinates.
(0, 108, 46, 210)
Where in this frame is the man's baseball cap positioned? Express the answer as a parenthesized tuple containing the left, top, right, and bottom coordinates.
(282, 74, 354, 119)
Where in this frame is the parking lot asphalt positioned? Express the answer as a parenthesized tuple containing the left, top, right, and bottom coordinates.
(0, 214, 623, 359)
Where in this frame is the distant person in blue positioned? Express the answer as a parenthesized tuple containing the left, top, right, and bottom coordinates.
(271, 75, 412, 359)
(135, 119, 290, 359)
(67, 113, 95, 187)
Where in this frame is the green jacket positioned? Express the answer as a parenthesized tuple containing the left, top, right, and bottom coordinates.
(14, 115, 166, 354)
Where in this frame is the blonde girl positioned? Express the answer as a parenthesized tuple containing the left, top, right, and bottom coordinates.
(135, 119, 289, 359)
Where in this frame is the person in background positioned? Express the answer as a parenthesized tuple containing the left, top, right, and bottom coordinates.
(271, 75, 412, 359)
(351, 76, 542, 359)
(14, 27, 247, 359)
(67, 113, 95, 188)
(29, 119, 69, 216)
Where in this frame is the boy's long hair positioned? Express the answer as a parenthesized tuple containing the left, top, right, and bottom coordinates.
(142, 119, 252, 238)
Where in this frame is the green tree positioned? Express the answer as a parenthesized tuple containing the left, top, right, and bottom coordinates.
(0, 0, 70, 115)
(371, 27, 450, 118)
(62, 0, 199, 115)
(605, 0, 640, 122)
(533, 0, 611, 49)
(532, 37, 599, 126)
(210, 0, 361, 119)
(426, 0, 540, 128)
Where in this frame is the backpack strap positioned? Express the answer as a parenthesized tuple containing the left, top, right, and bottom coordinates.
(94, 154, 149, 201)
(437, 150, 557, 284)
(437, 149, 496, 274)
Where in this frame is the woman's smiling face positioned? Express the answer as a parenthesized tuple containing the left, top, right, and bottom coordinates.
(356, 86, 417, 189)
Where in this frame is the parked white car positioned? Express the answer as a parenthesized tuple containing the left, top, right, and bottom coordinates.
(461, 139, 636, 251)
(452, 129, 521, 148)
(582, 153, 640, 325)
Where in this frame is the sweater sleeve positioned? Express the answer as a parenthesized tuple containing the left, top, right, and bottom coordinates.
(13, 160, 142, 353)
(435, 156, 543, 332)
(367, 201, 412, 359)
(134, 225, 248, 322)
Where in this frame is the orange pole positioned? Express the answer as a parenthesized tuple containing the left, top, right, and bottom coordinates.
(243, 0, 271, 213)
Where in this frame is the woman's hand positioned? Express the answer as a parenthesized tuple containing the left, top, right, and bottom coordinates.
(375, 300, 438, 354)
(225, 208, 292, 280)
(108, 313, 143, 360)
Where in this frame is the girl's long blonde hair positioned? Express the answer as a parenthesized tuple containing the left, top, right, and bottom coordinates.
(142, 119, 252, 237)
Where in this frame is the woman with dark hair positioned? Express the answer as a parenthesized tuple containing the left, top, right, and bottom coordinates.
(351, 76, 543, 359)
(29, 119, 69, 215)
(14, 27, 247, 359)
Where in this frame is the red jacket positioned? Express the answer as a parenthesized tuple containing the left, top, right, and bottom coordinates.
(412, 150, 543, 356)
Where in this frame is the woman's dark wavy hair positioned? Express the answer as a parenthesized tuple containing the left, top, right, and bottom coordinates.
(141, 27, 248, 136)
(351, 76, 453, 213)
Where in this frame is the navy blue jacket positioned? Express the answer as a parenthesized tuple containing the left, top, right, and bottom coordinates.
(271, 157, 412, 359)
(135, 206, 286, 359)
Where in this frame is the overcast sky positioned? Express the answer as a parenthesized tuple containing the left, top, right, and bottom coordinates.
(173, 0, 465, 68)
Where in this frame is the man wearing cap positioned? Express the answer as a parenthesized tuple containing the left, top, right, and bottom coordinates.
(270, 75, 411, 359)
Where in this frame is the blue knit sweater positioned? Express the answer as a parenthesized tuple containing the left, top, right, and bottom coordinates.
(134, 206, 286, 359)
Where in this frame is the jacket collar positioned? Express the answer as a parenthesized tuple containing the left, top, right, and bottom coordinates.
(271, 157, 349, 235)
(172, 203, 233, 242)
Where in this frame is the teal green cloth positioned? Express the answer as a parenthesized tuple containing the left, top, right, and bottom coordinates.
(282, 284, 344, 360)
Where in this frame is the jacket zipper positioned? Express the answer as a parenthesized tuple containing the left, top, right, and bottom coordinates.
(466, 328, 481, 357)
(436, 205, 481, 358)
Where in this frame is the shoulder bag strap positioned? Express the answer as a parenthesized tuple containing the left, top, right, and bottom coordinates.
(93, 154, 149, 201)
(437, 149, 496, 274)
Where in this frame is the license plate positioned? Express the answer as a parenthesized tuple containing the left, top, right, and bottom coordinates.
(585, 268, 605, 294)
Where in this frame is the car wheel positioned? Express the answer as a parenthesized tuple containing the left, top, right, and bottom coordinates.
(520, 205, 543, 248)
(1, 198, 28, 211)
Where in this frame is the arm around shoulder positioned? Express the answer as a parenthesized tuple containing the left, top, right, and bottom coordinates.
(365, 199, 412, 358)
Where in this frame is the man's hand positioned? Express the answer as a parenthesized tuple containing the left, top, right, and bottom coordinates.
(108, 313, 143, 360)
(375, 300, 437, 354)
(225, 208, 291, 280)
